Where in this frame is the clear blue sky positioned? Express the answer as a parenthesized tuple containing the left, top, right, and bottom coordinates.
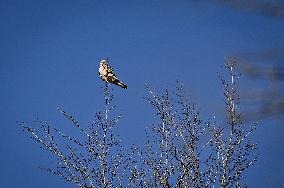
(0, 1, 283, 187)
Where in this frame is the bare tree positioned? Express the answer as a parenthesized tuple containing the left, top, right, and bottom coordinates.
(207, 58, 258, 187)
(134, 58, 258, 188)
(139, 83, 208, 187)
(21, 84, 129, 188)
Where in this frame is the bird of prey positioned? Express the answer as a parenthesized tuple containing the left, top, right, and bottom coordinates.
(99, 59, 127, 89)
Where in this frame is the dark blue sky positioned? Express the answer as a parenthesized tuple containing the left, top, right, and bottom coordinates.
(0, 1, 283, 187)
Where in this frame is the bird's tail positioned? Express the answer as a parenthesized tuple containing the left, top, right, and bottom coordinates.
(116, 80, 127, 89)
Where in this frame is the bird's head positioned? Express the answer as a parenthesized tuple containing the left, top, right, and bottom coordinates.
(100, 59, 108, 66)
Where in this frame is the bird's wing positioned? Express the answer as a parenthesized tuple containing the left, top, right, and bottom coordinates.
(106, 64, 114, 73)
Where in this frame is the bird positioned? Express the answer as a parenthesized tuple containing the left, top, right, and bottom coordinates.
(98, 59, 128, 89)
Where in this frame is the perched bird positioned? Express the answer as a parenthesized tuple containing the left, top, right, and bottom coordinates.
(99, 59, 128, 89)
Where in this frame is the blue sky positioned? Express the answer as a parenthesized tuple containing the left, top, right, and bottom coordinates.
(0, 1, 283, 187)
